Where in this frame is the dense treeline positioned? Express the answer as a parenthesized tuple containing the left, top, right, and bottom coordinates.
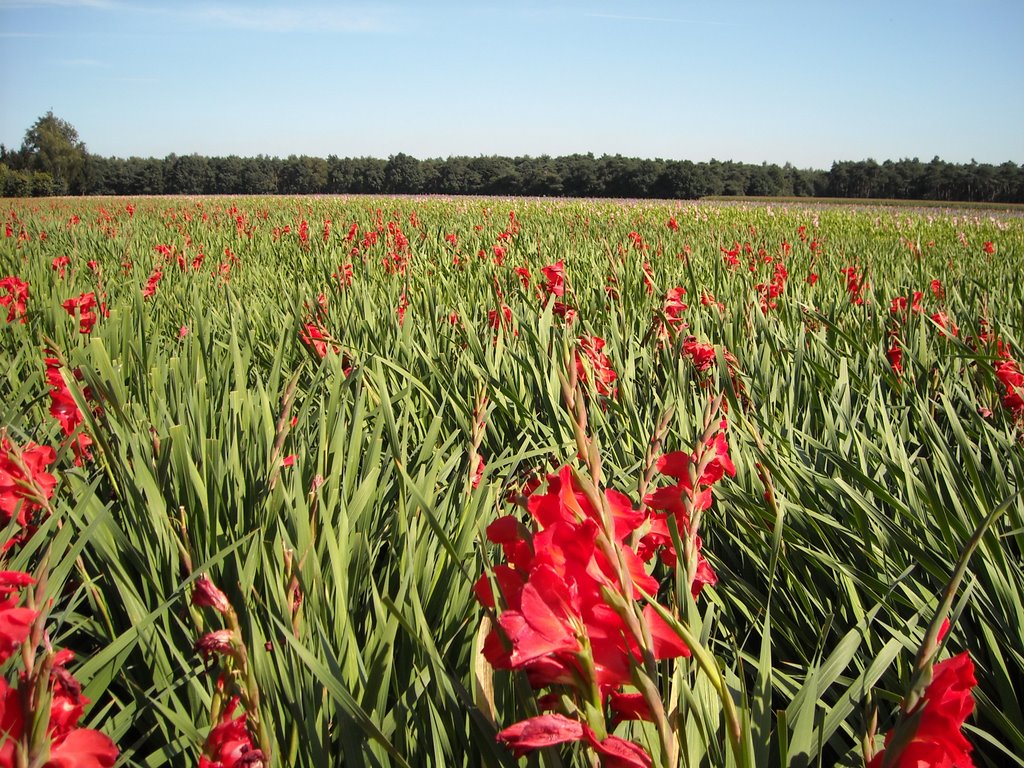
(2, 113, 1023, 201)
(2, 150, 1021, 202)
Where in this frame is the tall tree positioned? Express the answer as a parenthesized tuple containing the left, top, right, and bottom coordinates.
(20, 111, 89, 194)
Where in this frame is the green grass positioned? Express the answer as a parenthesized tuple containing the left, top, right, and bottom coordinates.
(1, 195, 1021, 767)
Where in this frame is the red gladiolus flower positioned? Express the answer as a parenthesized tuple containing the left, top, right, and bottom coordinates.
(333, 262, 353, 287)
(888, 343, 903, 376)
(0, 276, 29, 323)
(199, 696, 265, 768)
(471, 455, 485, 489)
(299, 323, 337, 359)
(869, 652, 976, 768)
(931, 312, 958, 337)
(397, 293, 409, 325)
(0, 571, 37, 663)
(576, 336, 618, 399)
(61, 292, 106, 335)
(541, 260, 565, 299)
(513, 265, 531, 290)
(142, 267, 163, 299)
(841, 266, 866, 305)
(497, 714, 651, 768)
(497, 713, 584, 756)
(477, 461, 694, 763)
(195, 629, 237, 660)
(488, 304, 516, 337)
(192, 575, 232, 615)
(0, 438, 57, 542)
(43, 358, 95, 466)
(994, 355, 1024, 422)
(982, 241, 994, 254)
(0, 663, 118, 768)
(666, 217, 678, 232)
(52, 255, 71, 278)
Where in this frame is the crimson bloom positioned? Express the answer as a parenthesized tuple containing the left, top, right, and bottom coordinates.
(192, 575, 232, 615)
(0, 276, 29, 323)
(0, 571, 37, 663)
(497, 713, 651, 768)
(61, 292, 106, 335)
(44, 358, 95, 466)
(0, 665, 118, 768)
(0, 437, 57, 542)
(869, 652, 976, 768)
(199, 696, 266, 768)
(576, 336, 617, 399)
(477, 462, 701, 765)
(541, 260, 565, 299)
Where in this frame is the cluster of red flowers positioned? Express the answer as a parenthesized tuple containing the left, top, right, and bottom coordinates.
(841, 265, 868, 305)
(0, 437, 57, 550)
(191, 576, 268, 768)
(993, 345, 1024, 424)
(45, 356, 97, 466)
(575, 336, 618, 400)
(0, 572, 118, 767)
(654, 287, 688, 341)
(755, 260, 788, 314)
(476, 417, 736, 764)
(537, 259, 575, 323)
(142, 266, 163, 299)
(61, 292, 107, 335)
(0, 276, 29, 323)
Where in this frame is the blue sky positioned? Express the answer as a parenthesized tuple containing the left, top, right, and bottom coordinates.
(1, 0, 1022, 169)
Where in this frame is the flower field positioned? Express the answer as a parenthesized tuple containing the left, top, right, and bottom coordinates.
(1, 195, 1022, 767)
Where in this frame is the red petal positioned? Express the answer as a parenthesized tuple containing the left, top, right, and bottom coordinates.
(497, 714, 585, 756)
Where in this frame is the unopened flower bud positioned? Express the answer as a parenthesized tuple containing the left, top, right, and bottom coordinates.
(192, 575, 231, 614)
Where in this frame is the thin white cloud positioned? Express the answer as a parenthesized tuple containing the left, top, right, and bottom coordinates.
(103, 75, 159, 83)
(195, 5, 388, 33)
(58, 57, 106, 66)
(584, 12, 727, 25)
(0, 0, 118, 8)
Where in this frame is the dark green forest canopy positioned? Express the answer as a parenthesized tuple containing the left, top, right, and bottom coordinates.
(2, 114, 1022, 201)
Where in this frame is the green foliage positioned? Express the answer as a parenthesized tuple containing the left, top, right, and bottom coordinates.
(1, 196, 1021, 766)
(17, 111, 89, 195)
